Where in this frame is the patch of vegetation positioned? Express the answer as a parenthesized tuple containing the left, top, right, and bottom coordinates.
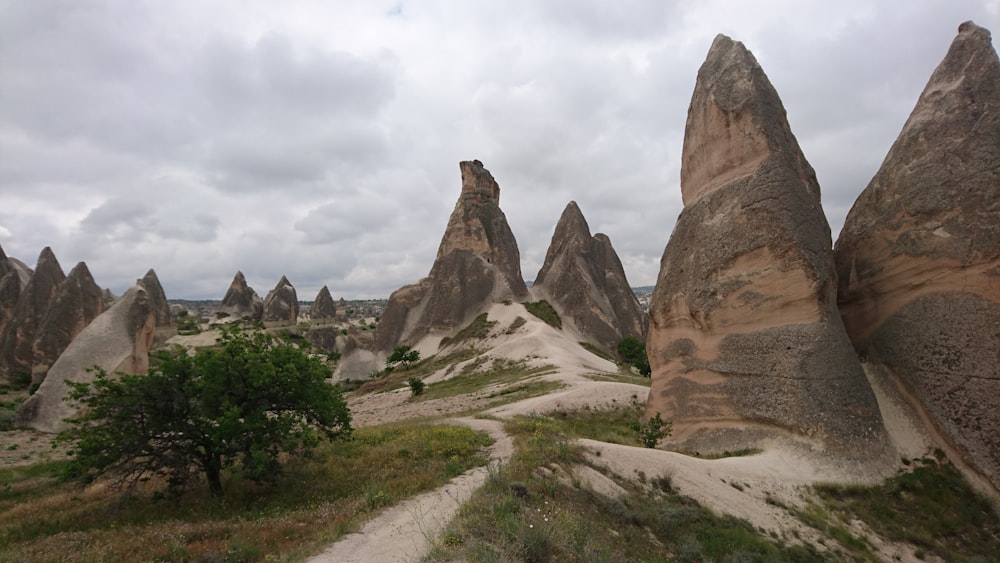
(176, 316, 201, 335)
(0, 423, 492, 562)
(353, 347, 482, 396)
(416, 358, 557, 403)
(386, 345, 420, 370)
(439, 313, 497, 348)
(407, 377, 425, 396)
(617, 336, 650, 376)
(429, 415, 820, 562)
(523, 301, 562, 329)
(581, 370, 652, 387)
(578, 341, 615, 362)
(505, 316, 527, 334)
(545, 399, 647, 446)
(481, 380, 565, 410)
(814, 459, 1000, 561)
(637, 412, 671, 448)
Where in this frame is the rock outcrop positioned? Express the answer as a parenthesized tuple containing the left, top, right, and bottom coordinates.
(0, 244, 24, 337)
(262, 276, 299, 323)
(375, 160, 528, 350)
(309, 286, 337, 320)
(0, 247, 66, 385)
(16, 284, 156, 432)
(835, 22, 1000, 489)
(30, 261, 104, 384)
(219, 271, 263, 320)
(532, 201, 646, 354)
(646, 35, 887, 458)
(140, 269, 172, 327)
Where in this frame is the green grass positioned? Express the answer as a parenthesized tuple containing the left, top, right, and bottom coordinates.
(415, 358, 557, 402)
(439, 313, 497, 348)
(544, 400, 647, 447)
(523, 301, 561, 330)
(0, 423, 492, 562)
(578, 341, 614, 362)
(582, 370, 652, 387)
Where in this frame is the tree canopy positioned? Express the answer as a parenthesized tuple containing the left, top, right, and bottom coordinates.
(617, 336, 651, 376)
(59, 323, 352, 496)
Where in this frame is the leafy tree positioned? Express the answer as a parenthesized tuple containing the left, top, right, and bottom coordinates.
(386, 345, 420, 370)
(617, 336, 651, 376)
(59, 324, 352, 496)
(637, 412, 672, 448)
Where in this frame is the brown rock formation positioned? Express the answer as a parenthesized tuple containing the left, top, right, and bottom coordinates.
(0, 247, 66, 385)
(262, 276, 299, 323)
(16, 284, 156, 432)
(0, 244, 24, 338)
(30, 261, 104, 384)
(646, 35, 886, 458)
(139, 269, 172, 327)
(309, 285, 337, 320)
(219, 271, 263, 320)
(835, 22, 1000, 489)
(375, 160, 528, 350)
(533, 201, 646, 354)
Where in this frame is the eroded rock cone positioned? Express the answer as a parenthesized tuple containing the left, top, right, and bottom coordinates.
(30, 261, 104, 384)
(835, 22, 1000, 489)
(533, 201, 646, 354)
(376, 160, 528, 351)
(16, 284, 156, 432)
(140, 269, 172, 327)
(219, 271, 263, 320)
(262, 276, 299, 323)
(0, 244, 24, 337)
(646, 35, 887, 458)
(0, 247, 66, 385)
(310, 285, 337, 320)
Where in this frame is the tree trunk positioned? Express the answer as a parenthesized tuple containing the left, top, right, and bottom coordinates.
(205, 458, 223, 496)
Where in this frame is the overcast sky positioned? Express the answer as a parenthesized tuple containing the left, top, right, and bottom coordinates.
(1, 1, 997, 300)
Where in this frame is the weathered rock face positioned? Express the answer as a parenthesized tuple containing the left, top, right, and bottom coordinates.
(16, 285, 156, 433)
(0, 247, 66, 385)
(309, 285, 337, 320)
(140, 269, 172, 327)
(375, 160, 528, 350)
(219, 271, 263, 320)
(646, 35, 886, 457)
(0, 244, 24, 337)
(262, 276, 299, 323)
(835, 22, 1000, 489)
(533, 201, 646, 354)
(30, 261, 105, 384)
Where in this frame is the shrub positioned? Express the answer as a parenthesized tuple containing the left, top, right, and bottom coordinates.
(637, 413, 671, 448)
(408, 377, 425, 396)
(386, 345, 420, 370)
(617, 336, 651, 376)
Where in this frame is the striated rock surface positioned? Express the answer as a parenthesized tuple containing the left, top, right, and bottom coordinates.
(375, 160, 528, 351)
(646, 35, 887, 458)
(219, 271, 263, 320)
(262, 276, 299, 323)
(140, 269, 172, 327)
(533, 201, 646, 354)
(0, 245, 24, 338)
(835, 22, 1000, 489)
(309, 285, 337, 320)
(0, 247, 66, 385)
(30, 261, 104, 384)
(16, 285, 156, 432)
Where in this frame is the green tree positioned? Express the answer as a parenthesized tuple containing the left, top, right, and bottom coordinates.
(386, 345, 420, 370)
(617, 336, 651, 376)
(59, 324, 352, 496)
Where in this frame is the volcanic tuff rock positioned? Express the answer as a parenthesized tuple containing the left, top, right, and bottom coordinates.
(376, 160, 528, 351)
(140, 269, 172, 327)
(835, 22, 1000, 490)
(533, 201, 646, 354)
(219, 271, 263, 320)
(262, 276, 299, 323)
(0, 247, 66, 385)
(16, 284, 156, 433)
(309, 285, 337, 320)
(30, 261, 104, 385)
(646, 35, 887, 458)
(0, 244, 24, 337)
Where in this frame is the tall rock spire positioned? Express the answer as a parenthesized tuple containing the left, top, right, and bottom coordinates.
(0, 247, 66, 385)
(646, 35, 887, 458)
(835, 22, 1000, 491)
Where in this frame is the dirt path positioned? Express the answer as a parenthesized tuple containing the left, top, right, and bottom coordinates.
(307, 417, 513, 563)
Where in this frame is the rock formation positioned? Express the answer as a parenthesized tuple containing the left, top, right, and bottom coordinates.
(532, 201, 646, 354)
(262, 276, 299, 323)
(646, 35, 887, 458)
(0, 247, 66, 385)
(375, 160, 528, 350)
(30, 261, 104, 384)
(140, 269, 172, 327)
(337, 298, 348, 322)
(219, 271, 263, 320)
(0, 244, 24, 337)
(16, 284, 156, 433)
(309, 286, 337, 320)
(835, 22, 1000, 489)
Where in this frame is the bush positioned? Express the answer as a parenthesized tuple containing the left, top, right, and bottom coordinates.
(637, 412, 671, 448)
(617, 336, 651, 376)
(408, 377, 425, 396)
(386, 345, 420, 370)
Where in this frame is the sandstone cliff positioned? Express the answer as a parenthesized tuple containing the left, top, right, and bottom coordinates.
(835, 22, 1000, 490)
(0, 247, 66, 385)
(16, 284, 156, 432)
(533, 201, 646, 354)
(262, 276, 299, 323)
(30, 261, 104, 384)
(375, 160, 528, 351)
(219, 271, 263, 320)
(646, 35, 887, 458)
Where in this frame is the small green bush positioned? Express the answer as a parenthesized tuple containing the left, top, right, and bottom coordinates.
(524, 301, 561, 329)
(387, 345, 420, 370)
(408, 377, 425, 396)
(637, 412, 671, 448)
(617, 336, 650, 376)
